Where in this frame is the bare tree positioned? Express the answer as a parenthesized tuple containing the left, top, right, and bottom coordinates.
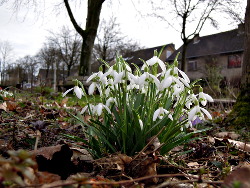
(149, 0, 244, 71)
(37, 42, 60, 80)
(94, 17, 124, 63)
(0, 0, 106, 76)
(93, 16, 141, 71)
(19, 55, 38, 89)
(48, 26, 81, 77)
(63, 0, 105, 76)
(0, 40, 13, 85)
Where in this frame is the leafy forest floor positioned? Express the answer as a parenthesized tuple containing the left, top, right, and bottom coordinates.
(0, 90, 250, 187)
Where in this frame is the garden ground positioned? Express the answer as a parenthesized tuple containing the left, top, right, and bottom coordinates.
(0, 89, 249, 187)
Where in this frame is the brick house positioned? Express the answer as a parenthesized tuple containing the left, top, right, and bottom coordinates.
(167, 26, 244, 86)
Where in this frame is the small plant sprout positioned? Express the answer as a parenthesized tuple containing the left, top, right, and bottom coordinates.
(63, 52, 213, 158)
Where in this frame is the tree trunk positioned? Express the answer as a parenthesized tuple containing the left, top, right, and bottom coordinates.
(242, 0, 250, 88)
(226, 0, 250, 128)
(64, 0, 104, 76)
(181, 41, 188, 71)
(79, 0, 103, 76)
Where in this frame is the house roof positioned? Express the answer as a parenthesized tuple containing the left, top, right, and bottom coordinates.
(167, 28, 244, 61)
(123, 43, 175, 66)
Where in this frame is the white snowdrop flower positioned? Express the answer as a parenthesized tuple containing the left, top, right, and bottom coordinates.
(199, 92, 214, 106)
(80, 104, 95, 114)
(87, 72, 98, 83)
(162, 76, 173, 88)
(200, 107, 212, 120)
(88, 82, 97, 95)
(105, 87, 111, 96)
(150, 74, 172, 91)
(113, 71, 124, 84)
(87, 71, 108, 85)
(125, 63, 132, 72)
(185, 93, 198, 109)
(173, 84, 182, 96)
(188, 106, 199, 121)
(141, 56, 166, 72)
(62, 86, 84, 99)
(172, 77, 184, 89)
(153, 107, 173, 121)
(139, 119, 143, 130)
(178, 69, 190, 84)
(95, 103, 111, 116)
(185, 94, 197, 109)
(188, 105, 212, 121)
(127, 84, 139, 90)
(99, 74, 108, 85)
(179, 77, 190, 88)
(106, 97, 116, 107)
(185, 121, 193, 128)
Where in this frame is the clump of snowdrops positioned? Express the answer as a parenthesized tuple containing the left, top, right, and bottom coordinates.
(0, 87, 13, 101)
(63, 52, 213, 158)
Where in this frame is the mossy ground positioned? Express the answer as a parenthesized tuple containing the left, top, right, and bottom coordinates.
(226, 86, 250, 131)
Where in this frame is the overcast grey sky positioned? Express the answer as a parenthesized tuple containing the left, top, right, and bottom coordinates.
(0, 0, 247, 61)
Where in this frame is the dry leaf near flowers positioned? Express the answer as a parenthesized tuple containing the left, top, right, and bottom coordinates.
(223, 166, 250, 188)
(31, 144, 75, 179)
(93, 153, 132, 179)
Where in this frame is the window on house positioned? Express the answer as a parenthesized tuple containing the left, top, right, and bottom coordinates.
(187, 61, 197, 71)
(228, 55, 241, 68)
(166, 50, 172, 59)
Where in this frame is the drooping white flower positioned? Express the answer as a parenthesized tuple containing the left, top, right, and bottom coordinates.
(188, 106, 199, 121)
(113, 71, 125, 85)
(125, 63, 132, 72)
(87, 71, 108, 85)
(139, 119, 143, 130)
(200, 107, 212, 120)
(178, 69, 190, 84)
(94, 103, 111, 116)
(106, 97, 116, 107)
(88, 82, 97, 95)
(80, 104, 95, 114)
(185, 93, 197, 109)
(62, 86, 84, 99)
(87, 72, 98, 83)
(173, 84, 182, 96)
(199, 92, 214, 106)
(188, 105, 212, 121)
(127, 83, 139, 90)
(141, 56, 166, 72)
(153, 107, 173, 121)
(150, 74, 172, 91)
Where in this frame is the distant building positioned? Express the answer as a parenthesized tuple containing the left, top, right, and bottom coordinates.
(36, 68, 79, 90)
(167, 25, 244, 85)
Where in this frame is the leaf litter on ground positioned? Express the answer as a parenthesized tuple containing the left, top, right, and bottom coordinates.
(0, 93, 250, 187)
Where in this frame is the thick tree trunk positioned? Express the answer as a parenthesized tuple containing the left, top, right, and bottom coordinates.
(226, 0, 250, 128)
(181, 42, 188, 72)
(242, 0, 250, 88)
(79, 0, 103, 76)
(64, 0, 104, 76)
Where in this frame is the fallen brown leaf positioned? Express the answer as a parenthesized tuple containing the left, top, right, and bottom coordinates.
(6, 101, 17, 111)
(223, 166, 250, 188)
(0, 102, 7, 111)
